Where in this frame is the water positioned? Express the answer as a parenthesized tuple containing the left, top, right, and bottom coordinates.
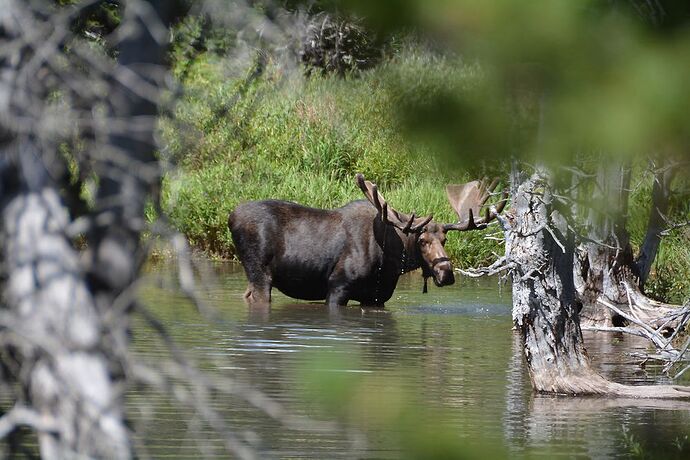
(133, 260, 690, 459)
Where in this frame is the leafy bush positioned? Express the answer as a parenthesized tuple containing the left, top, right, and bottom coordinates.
(301, 13, 382, 75)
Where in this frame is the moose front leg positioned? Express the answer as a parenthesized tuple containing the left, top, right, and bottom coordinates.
(325, 285, 349, 307)
(326, 261, 353, 308)
(238, 253, 273, 305)
(242, 266, 272, 305)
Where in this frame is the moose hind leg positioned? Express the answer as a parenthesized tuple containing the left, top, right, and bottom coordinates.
(244, 281, 271, 304)
(238, 250, 272, 304)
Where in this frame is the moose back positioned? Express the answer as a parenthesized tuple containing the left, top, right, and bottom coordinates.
(228, 174, 505, 307)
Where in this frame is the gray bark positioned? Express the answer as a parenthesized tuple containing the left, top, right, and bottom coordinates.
(0, 142, 129, 459)
(636, 160, 676, 288)
(574, 162, 636, 320)
(0, 1, 182, 457)
(507, 167, 690, 397)
(509, 169, 598, 392)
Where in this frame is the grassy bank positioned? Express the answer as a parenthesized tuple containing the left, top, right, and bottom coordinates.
(161, 48, 689, 302)
(160, 50, 502, 267)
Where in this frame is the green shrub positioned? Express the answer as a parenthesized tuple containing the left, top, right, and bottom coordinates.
(161, 49, 503, 266)
(161, 46, 688, 302)
(644, 233, 690, 304)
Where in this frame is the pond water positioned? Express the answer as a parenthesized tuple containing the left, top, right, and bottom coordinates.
(133, 260, 690, 459)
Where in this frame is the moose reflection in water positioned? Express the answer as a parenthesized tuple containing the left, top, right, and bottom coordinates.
(228, 173, 506, 307)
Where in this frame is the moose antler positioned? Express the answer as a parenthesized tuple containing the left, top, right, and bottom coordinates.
(443, 177, 508, 231)
(356, 173, 433, 233)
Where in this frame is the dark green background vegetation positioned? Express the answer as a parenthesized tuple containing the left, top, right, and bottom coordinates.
(160, 39, 502, 267)
(159, 15, 689, 303)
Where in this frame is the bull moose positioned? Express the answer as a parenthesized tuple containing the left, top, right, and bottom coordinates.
(228, 173, 506, 307)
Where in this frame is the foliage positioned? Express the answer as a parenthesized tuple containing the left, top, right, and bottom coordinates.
(645, 234, 690, 304)
(627, 167, 690, 303)
(300, 12, 383, 75)
(56, 0, 121, 50)
(163, 2, 690, 301)
(621, 425, 645, 459)
(351, 0, 690, 164)
(161, 47, 503, 265)
(171, 14, 235, 67)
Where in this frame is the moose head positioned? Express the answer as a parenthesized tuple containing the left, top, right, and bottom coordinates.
(356, 173, 507, 292)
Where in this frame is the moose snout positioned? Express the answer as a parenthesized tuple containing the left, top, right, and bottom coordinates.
(433, 259, 455, 287)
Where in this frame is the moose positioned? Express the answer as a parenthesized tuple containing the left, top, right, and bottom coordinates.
(228, 173, 506, 307)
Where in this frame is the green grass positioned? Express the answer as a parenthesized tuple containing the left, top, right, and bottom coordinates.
(646, 235, 690, 304)
(160, 48, 504, 265)
(627, 169, 690, 304)
(160, 47, 689, 302)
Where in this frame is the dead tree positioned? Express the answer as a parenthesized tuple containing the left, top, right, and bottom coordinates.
(458, 164, 689, 395)
(573, 158, 683, 327)
(1, 144, 131, 458)
(575, 162, 634, 309)
(505, 167, 690, 396)
(0, 1, 185, 457)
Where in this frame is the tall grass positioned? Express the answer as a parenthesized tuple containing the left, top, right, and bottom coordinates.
(161, 49, 503, 263)
(161, 47, 689, 302)
(627, 170, 690, 303)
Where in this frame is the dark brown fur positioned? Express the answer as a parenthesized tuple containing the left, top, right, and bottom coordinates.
(228, 199, 454, 307)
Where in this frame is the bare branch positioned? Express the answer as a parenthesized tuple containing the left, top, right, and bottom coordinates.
(594, 296, 690, 378)
(456, 256, 515, 278)
(597, 298, 669, 350)
(0, 406, 60, 439)
(660, 218, 690, 236)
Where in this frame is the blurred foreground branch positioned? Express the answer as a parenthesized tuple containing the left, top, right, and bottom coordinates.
(0, 0, 334, 458)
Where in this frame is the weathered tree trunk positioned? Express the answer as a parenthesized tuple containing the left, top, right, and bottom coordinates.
(84, 0, 179, 374)
(636, 159, 676, 289)
(573, 159, 681, 326)
(0, 1, 183, 457)
(507, 167, 690, 397)
(574, 162, 638, 325)
(509, 169, 603, 392)
(0, 143, 130, 458)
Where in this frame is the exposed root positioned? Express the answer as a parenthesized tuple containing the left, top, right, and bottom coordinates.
(583, 296, 690, 378)
(623, 280, 682, 311)
(531, 367, 690, 399)
(581, 277, 687, 329)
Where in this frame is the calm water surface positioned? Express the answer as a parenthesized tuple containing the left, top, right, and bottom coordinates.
(133, 261, 690, 459)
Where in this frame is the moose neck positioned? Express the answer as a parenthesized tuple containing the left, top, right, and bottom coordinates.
(371, 215, 423, 276)
(381, 227, 421, 275)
